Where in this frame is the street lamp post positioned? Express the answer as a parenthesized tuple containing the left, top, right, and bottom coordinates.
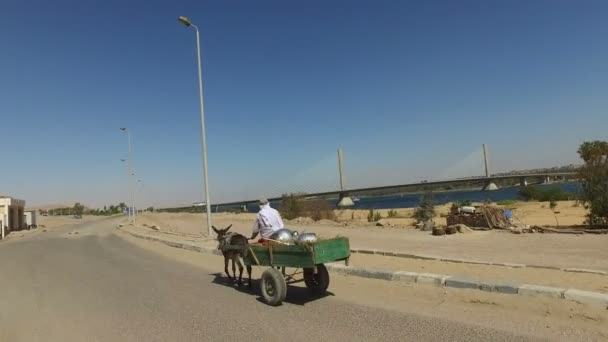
(120, 127, 135, 223)
(178, 15, 213, 236)
(136, 179, 142, 217)
(120, 158, 131, 221)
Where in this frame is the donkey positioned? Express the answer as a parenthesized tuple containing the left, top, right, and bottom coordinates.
(212, 225, 252, 287)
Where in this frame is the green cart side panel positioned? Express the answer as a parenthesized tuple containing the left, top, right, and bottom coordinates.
(312, 238, 350, 265)
(244, 237, 350, 267)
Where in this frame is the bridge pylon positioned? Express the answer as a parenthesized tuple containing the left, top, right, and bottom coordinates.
(336, 147, 354, 207)
(482, 144, 498, 191)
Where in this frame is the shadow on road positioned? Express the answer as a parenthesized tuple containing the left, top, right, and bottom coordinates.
(210, 272, 334, 306)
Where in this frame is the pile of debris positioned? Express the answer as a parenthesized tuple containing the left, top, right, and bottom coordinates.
(416, 220, 474, 235)
(432, 223, 474, 236)
(440, 202, 608, 236)
(446, 204, 511, 229)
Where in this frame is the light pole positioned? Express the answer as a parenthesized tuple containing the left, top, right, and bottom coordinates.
(120, 127, 135, 223)
(136, 179, 142, 217)
(178, 15, 213, 236)
(120, 158, 131, 221)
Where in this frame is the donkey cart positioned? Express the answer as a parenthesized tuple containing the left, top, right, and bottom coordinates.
(222, 237, 350, 306)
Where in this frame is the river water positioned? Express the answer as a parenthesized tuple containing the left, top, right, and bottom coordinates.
(231, 182, 580, 212)
(332, 182, 581, 210)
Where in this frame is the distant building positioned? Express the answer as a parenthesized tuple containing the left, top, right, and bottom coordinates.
(0, 196, 26, 239)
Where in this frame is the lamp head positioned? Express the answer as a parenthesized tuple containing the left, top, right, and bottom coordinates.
(178, 16, 192, 27)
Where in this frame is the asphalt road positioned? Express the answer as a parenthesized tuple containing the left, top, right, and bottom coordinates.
(0, 219, 545, 342)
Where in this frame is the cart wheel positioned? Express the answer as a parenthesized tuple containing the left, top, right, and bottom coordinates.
(260, 268, 287, 306)
(304, 264, 330, 294)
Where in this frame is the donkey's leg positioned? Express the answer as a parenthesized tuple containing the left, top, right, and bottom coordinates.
(246, 265, 253, 288)
(236, 258, 244, 286)
(231, 256, 237, 283)
(224, 256, 231, 280)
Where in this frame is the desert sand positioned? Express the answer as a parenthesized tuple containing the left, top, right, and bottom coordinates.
(37, 215, 107, 229)
(130, 200, 608, 272)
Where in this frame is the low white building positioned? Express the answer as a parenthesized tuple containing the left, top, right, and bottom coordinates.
(0, 196, 26, 239)
(24, 210, 37, 228)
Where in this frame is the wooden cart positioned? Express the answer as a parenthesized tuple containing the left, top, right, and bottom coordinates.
(229, 237, 350, 306)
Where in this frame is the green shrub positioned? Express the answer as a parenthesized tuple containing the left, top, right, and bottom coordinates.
(518, 187, 537, 201)
(454, 200, 472, 207)
(306, 198, 335, 221)
(414, 191, 436, 223)
(549, 200, 559, 226)
(280, 193, 334, 221)
(578, 140, 608, 226)
(518, 186, 573, 202)
(549, 200, 557, 211)
(374, 211, 382, 221)
(367, 209, 374, 222)
(366, 209, 382, 222)
(496, 199, 517, 206)
(387, 209, 398, 218)
(73, 202, 84, 218)
(280, 194, 303, 220)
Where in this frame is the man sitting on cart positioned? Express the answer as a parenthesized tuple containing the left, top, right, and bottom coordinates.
(250, 198, 284, 245)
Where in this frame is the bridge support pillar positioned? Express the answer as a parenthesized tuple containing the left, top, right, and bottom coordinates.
(336, 148, 354, 207)
(482, 179, 499, 191)
(519, 177, 528, 188)
(337, 192, 354, 207)
(543, 176, 551, 184)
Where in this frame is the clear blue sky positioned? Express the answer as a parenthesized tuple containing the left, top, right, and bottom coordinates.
(1, 0, 607, 208)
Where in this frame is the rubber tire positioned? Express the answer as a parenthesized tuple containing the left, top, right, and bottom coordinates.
(303, 264, 330, 294)
(260, 268, 287, 306)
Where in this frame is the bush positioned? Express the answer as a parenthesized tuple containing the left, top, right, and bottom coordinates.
(280, 194, 334, 221)
(454, 200, 472, 207)
(387, 209, 398, 218)
(281, 194, 303, 220)
(374, 211, 382, 221)
(414, 191, 436, 223)
(518, 187, 537, 201)
(496, 199, 517, 206)
(549, 200, 557, 211)
(549, 200, 559, 226)
(578, 140, 608, 226)
(367, 209, 382, 222)
(306, 198, 336, 221)
(518, 186, 573, 202)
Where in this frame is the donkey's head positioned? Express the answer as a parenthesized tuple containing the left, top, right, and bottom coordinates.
(212, 224, 233, 242)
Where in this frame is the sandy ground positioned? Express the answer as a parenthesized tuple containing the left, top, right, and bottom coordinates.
(37, 215, 106, 229)
(333, 200, 588, 227)
(141, 200, 588, 234)
(133, 200, 608, 272)
(118, 230, 608, 341)
(3, 215, 108, 241)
